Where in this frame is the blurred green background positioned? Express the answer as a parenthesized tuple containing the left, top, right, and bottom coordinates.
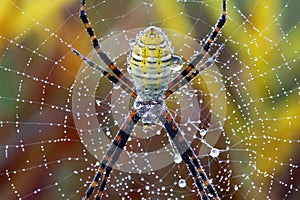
(0, 0, 299, 199)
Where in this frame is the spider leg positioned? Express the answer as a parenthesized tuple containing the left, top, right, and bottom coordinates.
(72, 48, 137, 99)
(79, 0, 135, 89)
(166, 0, 227, 95)
(159, 109, 220, 200)
(94, 133, 130, 200)
(164, 44, 224, 98)
(84, 109, 140, 200)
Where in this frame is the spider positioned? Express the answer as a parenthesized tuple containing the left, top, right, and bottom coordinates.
(72, 0, 226, 199)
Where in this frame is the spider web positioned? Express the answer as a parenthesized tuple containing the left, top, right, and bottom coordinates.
(0, 0, 299, 199)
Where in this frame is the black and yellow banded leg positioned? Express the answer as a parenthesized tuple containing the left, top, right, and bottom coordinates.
(167, 0, 227, 94)
(159, 109, 220, 200)
(202, 0, 227, 52)
(185, 148, 220, 200)
(84, 109, 140, 199)
(72, 48, 137, 99)
(94, 110, 140, 200)
(191, 153, 221, 200)
(164, 44, 225, 99)
(94, 127, 133, 200)
(94, 166, 112, 200)
(79, 0, 135, 90)
(182, 151, 209, 200)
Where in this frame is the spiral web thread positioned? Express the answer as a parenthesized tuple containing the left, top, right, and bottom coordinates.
(0, 0, 299, 199)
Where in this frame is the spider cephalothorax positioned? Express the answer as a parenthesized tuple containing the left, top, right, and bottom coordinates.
(73, 0, 226, 199)
(134, 96, 164, 126)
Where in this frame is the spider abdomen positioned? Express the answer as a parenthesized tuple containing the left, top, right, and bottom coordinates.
(128, 26, 182, 100)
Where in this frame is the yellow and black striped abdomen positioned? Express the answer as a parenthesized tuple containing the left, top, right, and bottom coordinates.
(128, 26, 177, 100)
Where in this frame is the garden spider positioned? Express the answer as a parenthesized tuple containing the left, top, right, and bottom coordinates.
(73, 0, 226, 199)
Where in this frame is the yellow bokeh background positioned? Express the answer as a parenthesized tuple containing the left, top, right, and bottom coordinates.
(0, 0, 299, 199)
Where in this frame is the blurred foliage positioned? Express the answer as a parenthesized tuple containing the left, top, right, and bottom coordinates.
(0, 0, 299, 199)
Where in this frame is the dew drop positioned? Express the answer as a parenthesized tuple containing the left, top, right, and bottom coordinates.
(129, 38, 136, 46)
(200, 129, 207, 137)
(234, 185, 239, 191)
(209, 148, 220, 158)
(94, 161, 100, 167)
(171, 55, 183, 71)
(174, 154, 182, 164)
(178, 179, 186, 188)
(113, 84, 120, 90)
